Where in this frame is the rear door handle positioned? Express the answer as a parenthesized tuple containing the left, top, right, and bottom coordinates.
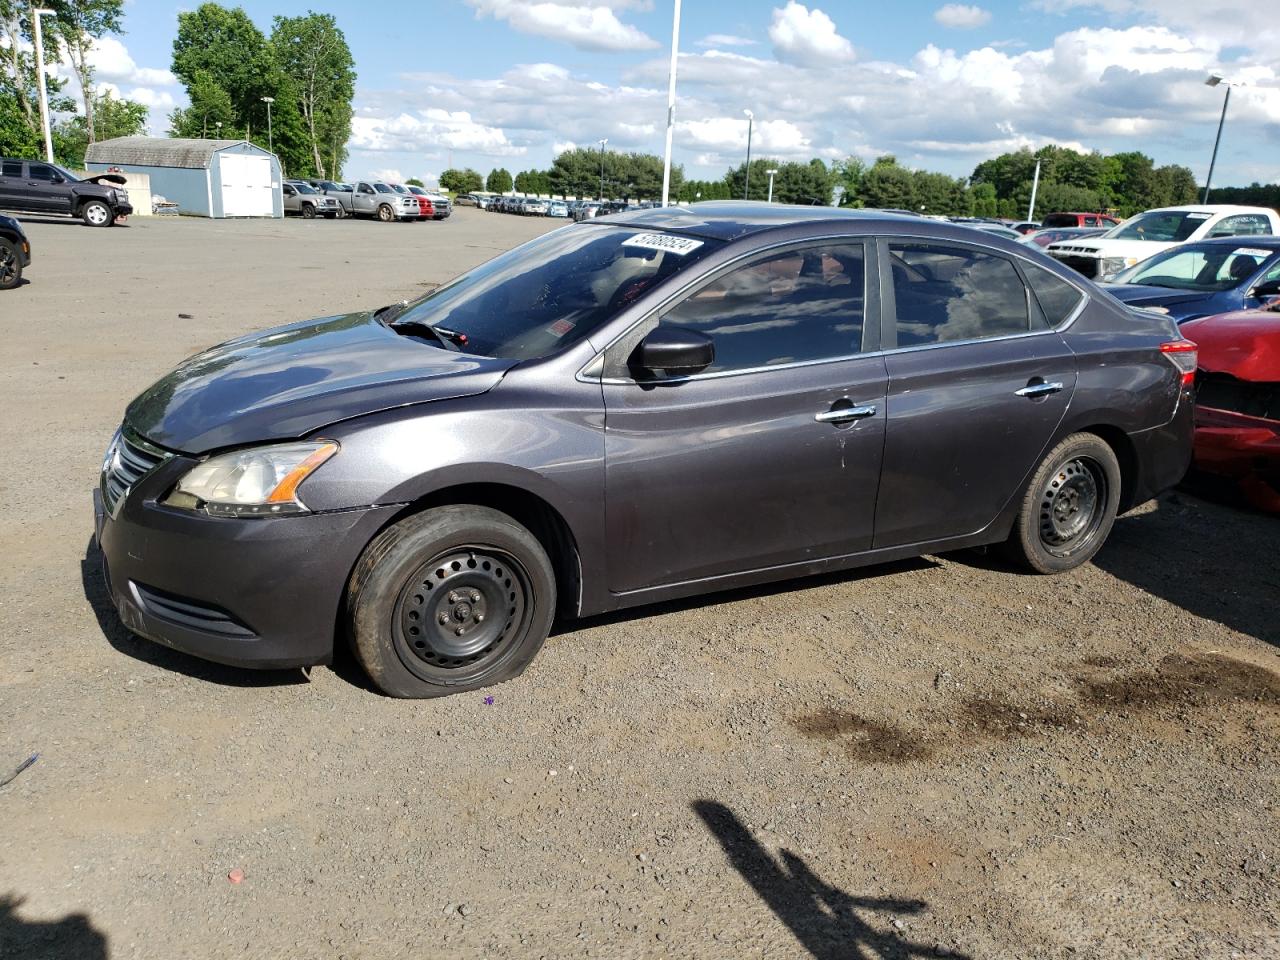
(815, 404, 877, 424)
(1015, 381, 1064, 398)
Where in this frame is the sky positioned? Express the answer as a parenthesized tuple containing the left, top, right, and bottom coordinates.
(66, 0, 1280, 189)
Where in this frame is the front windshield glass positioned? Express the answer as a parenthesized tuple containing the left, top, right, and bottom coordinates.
(375, 183, 394, 194)
(293, 182, 317, 195)
(52, 164, 81, 182)
(1106, 211, 1210, 243)
(1112, 244, 1278, 291)
(392, 225, 721, 360)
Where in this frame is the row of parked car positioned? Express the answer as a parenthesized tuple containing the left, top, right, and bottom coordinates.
(283, 179, 453, 222)
(458, 193, 659, 222)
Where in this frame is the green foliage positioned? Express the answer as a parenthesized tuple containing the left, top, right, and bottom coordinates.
(514, 169, 551, 195)
(0, 0, 75, 157)
(51, 0, 125, 145)
(55, 89, 148, 167)
(270, 12, 354, 179)
(486, 167, 513, 193)
(545, 148, 680, 199)
(405, 177, 423, 187)
(724, 158, 832, 204)
(1210, 182, 1280, 212)
(832, 156, 867, 206)
(167, 69, 234, 138)
(440, 168, 483, 193)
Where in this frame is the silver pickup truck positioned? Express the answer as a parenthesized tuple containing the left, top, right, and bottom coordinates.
(282, 181, 340, 218)
(351, 180, 420, 221)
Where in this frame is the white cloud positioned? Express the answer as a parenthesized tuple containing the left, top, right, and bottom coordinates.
(768, 2, 854, 64)
(696, 34, 757, 48)
(467, 0, 658, 52)
(369, 168, 405, 184)
(351, 108, 526, 156)
(934, 5, 992, 29)
(86, 36, 177, 88)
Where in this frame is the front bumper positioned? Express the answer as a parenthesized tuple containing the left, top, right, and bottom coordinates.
(113, 202, 134, 217)
(93, 472, 401, 669)
(1193, 406, 1280, 511)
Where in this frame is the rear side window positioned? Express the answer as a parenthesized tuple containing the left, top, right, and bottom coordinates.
(1212, 214, 1270, 237)
(658, 242, 867, 374)
(888, 242, 1034, 346)
(1023, 262, 1085, 326)
(1, 161, 21, 177)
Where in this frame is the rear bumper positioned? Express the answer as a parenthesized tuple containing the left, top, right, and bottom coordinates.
(1126, 388, 1195, 508)
(94, 484, 400, 669)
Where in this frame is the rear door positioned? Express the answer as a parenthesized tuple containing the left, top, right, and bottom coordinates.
(25, 162, 74, 215)
(602, 239, 889, 593)
(873, 238, 1078, 547)
(0, 159, 25, 211)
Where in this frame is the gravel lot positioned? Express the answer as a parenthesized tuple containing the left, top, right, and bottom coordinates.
(1, 210, 1277, 960)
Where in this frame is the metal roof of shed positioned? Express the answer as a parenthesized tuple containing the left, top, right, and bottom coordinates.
(84, 137, 262, 170)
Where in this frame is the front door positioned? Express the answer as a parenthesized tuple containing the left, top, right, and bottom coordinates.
(873, 239, 1078, 547)
(25, 162, 74, 215)
(602, 240, 888, 594)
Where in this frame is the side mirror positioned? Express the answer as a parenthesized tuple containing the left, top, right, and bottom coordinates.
(633, 326, 715, 376)
(49, 174, 64, 184)
(1250, 279, 1280, 298)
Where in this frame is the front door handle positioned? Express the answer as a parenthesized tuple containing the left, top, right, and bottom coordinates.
(815, 404, 877, 424)
(1015, 381, 1064, 398)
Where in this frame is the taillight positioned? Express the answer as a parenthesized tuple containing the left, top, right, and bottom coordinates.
(1160, 339, 1197, 386)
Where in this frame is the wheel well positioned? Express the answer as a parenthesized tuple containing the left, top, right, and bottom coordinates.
(1078, 424, 1139, 512)
(393, 484, 582, 619)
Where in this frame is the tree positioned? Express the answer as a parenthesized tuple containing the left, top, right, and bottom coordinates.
(1, 1, 75, 155)
(486, 167, 512, 193)
(970, 182, 998, 218)
(405, 177, 423, 187)
(167, 69, 234, 138)
(55, 89, 147, 166)
(832, 156, 867, 206)
(270, 12, 354, 180)
(52, 0, 124, 146)
(440, 168, 482, 193)
(514, 168, 551, 195)
(859, 157, 916, 210)
(171, 4, 276, 140)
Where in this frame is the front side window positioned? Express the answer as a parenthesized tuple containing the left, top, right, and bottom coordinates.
(656, 243, 867, 374)
(392, 226, 720, 361)
(293, 182, 317, 195)
(358, 183, 374, 194)
(28, 163, 59, 182)
(889, 242, 1035, 346)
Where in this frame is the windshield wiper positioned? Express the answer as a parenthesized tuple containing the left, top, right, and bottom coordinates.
(388, 318, 462, 351)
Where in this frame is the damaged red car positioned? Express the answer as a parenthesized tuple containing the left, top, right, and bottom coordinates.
(1183, 304, 1280, 511)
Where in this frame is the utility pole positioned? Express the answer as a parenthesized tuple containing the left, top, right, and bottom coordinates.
(1027, 158, 1042, 222)
(1202, 74, 1236, 204)
(599, 138, 608, 200)
(743, 110, 753, 200)
(32, 8, 56, 163)
(660, 0, 681, 207)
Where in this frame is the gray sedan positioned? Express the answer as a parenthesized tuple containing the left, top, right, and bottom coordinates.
(95, 204, 1195, 698)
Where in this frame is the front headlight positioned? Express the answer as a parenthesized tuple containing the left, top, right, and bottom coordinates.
(164, 441, 338, 517)
(1100, 256, 1137, 279)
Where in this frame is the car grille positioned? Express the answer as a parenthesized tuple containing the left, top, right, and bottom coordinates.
(1197, 373, 1279, 421)
(133, 582, 256, 639)
(102, 428, 171, 514)
(1051, 254, 1101, 279)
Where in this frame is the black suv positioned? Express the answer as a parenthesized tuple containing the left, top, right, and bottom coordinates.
(0, 214, 30, 289)
(0, 158, 133, 227)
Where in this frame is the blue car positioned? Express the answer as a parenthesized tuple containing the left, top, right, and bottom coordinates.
(1102, 236, 1280, 323)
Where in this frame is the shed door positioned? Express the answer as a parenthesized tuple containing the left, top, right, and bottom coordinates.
(219, 153, 273, 217)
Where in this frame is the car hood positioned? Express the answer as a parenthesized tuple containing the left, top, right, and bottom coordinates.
(127, 311, 516, 454)
(81, 173, 127, 186)
(1182, 309, 1280, 382)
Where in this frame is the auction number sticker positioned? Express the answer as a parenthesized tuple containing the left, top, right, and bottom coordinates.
(1185, 212, 1213, 219)
(622, 233, 704, 256)
(1234, 248, 1273, 259)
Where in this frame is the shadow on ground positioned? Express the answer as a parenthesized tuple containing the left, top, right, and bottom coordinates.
(694, 800, 965, 959)
(1091, 493, 1279, 649)
(0, 895, 107, 960)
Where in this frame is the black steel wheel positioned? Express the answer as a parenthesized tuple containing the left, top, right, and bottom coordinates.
(348, 505, 557, 698)
(1004, 432, 1121, 574)
(0, 238, 21, 290)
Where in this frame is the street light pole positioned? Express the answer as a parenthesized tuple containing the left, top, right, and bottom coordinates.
(742, 109, 753, 200)
(261, 96, 275, 155)
(766, 168, 778, 203)
(1202, 74, 1236, 204)
(660, 0, 681, 207)
(598, 138, 608, 200)
(32, 8, 56, 163)
(1027, 158, 1042, 222)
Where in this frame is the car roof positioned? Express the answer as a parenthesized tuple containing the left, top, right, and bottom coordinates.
(1179, 236, 1280, 248)
(1140, 204, 1276, 215)
(595, 200, 990, 243)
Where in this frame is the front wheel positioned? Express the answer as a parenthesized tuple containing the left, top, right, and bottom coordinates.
(1003, 433, 1121, 574)
(301, 203, 316, 219)
(348, 506, 556, 698)
(377, 204, 395, 223)
(334, 204, 347, 219)
(0, 238, 22, 289)
(82, 200, 114, 227)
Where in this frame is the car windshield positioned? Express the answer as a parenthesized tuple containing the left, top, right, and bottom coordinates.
(1105, 211, 1210, 243)
(1111, 244, 1278, 291)
(293, 183, 317, 195)
(408, 187, 425, 195)
(375, 183, 394, 194)
(52, 164, 81, 182)
(390, 226, 721, 361)
(390, 184, 408, 194)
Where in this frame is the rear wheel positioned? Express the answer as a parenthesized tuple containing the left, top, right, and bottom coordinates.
(377, 203, 395, 222)
(1003, 432, 1121, 574)
(348, 506, 556, 698)
(81, 200, 114, 227)
(0, 238, 21, 289)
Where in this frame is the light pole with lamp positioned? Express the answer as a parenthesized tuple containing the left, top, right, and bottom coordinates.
(261, 96, 275, 154)
(660, 0, 681, 207)
(765, 168, 778, 203)
(215, 121, 222, 141)
(598, 138, 608, 200)
(1202, 73, 1239, 204)
(742, 109, 753, 200)
(31, 7, 57, 163)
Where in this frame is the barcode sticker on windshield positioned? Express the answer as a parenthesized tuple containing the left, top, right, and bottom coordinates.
(1235, 248, 1272, 258)
(622, 233, 704, 256)
(1185, 212, 1213, 219)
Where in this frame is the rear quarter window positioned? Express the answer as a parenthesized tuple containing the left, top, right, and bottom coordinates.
(1023, 262, 1085, 326)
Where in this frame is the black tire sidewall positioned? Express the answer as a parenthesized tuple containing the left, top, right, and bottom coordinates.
(348, 506, 556, 698)
(1010, 433, 1122, 574)
(301, 203, 315, 219)
(0, 238, 20, 289)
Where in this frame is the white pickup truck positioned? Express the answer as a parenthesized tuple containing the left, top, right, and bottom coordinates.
(1046, 205, 1280, 281)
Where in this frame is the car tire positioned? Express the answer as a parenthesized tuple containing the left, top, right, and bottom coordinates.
(377, 204, 395, 223)
(81, 200, 114, 227)
(301, 203, 316, 219)
(0, 238, 21, 290)
(334, 205, 347, 219)
(347, 505, 557, 698)
(1003, 432, 1121, 574)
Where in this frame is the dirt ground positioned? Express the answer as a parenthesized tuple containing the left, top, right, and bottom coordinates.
(0, 210, 1277, 960)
